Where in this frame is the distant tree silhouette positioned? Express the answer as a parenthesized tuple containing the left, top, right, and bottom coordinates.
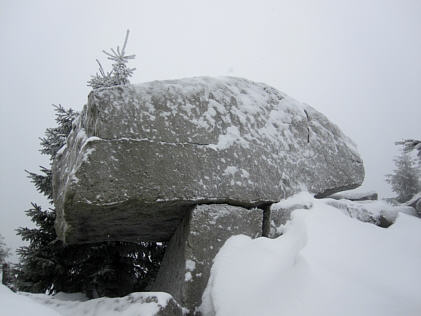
(386, 149, 421, 203)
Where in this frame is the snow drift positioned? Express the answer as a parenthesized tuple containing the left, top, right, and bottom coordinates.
(0, 284, 60, 316)
(201, 194, 421, 316)
(0, 287, 184, 316)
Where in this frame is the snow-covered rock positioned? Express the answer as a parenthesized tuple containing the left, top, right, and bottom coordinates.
(151, 204, 262, 313)
(53, 76, 364, 244)
(327, 189, 378, 201)
(269, 191, 314, 237)
(325, 198, 416, 227)
(201, 195, 421, 316)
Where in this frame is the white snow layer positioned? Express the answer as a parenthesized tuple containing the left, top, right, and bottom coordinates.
(0, 284, 60, 316)
(201, 195, 421, 316)
(0, 288, 178, 316)
(271, 191, 314, 210)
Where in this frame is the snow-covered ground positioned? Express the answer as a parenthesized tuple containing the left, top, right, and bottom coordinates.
(1, 284, 60, 316)
(0, 286, 180, 316)
(2, 194, 420, 316)
(201, 195, 421, 316)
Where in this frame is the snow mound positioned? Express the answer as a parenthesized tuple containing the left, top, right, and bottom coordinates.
(201, 195, 421, 316)
(271, 191, 314, 211)
(22, 291, 182, 316)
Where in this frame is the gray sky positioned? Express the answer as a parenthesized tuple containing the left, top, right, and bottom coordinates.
(1, 0, 420, 260)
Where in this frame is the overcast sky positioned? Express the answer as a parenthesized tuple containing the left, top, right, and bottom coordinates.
(1, 0, 420, 260)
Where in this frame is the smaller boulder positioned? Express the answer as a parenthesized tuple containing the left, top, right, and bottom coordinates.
(327, 190, 378, 201)
(325, 199, 416, 228)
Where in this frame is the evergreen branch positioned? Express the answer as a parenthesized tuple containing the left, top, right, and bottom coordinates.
(122, 30, 130, 53)
(88, 29, 136, 89)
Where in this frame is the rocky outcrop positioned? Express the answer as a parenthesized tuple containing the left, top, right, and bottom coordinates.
(151, 204, 263, 314)
(52, 76, 364, 244)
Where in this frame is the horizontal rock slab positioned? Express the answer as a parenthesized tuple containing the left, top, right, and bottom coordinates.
(325, 198, 416, 227)
(53, 76, 364, 244)
(327, 190, 378, 201)
(150, 204, 263, 314)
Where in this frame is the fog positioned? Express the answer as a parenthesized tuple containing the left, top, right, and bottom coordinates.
(1, 0, 420, 260)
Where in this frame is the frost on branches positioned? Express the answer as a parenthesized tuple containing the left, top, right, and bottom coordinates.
(87, 30, 136, 90)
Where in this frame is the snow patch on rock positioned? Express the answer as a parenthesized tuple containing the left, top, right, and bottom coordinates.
(271, 191, 314, 211)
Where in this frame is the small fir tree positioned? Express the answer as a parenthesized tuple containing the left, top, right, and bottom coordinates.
(386, 150, 421, 203)
(16, 105, 79, 293)
(39, 105, 78, 160)
(88, 30, 136, 89)
(15, 203, 63, 292)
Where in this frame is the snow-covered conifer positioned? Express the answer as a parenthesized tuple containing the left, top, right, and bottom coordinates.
(39, 104, 78, 160)
(386, 149, 421, 202)
(87, 30, 136, 89)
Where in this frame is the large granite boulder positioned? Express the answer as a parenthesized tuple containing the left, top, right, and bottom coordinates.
(53, 76, 364, 244)
(151, 204, 263, 314)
